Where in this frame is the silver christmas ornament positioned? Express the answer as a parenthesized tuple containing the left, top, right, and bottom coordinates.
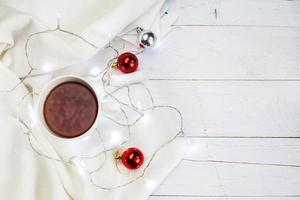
(137, 28, 157, 49)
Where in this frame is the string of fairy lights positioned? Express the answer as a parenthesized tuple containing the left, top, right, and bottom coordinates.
(3, 21, 186, 190)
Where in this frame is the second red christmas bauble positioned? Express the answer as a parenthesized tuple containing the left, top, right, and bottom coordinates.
(121, 147, 144, 170)
(117, 52, 139, 73)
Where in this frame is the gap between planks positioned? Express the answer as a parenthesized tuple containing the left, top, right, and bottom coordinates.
(172, 24, 300, 29)
(149, 79, 300, 82)
(182, 159, 300, 168)
(150, 194, 300, 198)
(180, 136, 300, 139)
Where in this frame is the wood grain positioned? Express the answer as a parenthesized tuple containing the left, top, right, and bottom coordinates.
(141, 27, 300, 80)
(150, 196, 300, 200)
(184, 138, 300, 167)
(152, 138, 300, 197)
(150, 0, 300, 199)
(169, 0, 300, 27)
(149, 80, 300, 137)
(153, 160, 300, 196)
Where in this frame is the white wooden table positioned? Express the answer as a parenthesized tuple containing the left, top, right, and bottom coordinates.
(144, 0, 300, 199)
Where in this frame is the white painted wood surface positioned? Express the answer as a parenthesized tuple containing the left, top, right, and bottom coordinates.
(169, 0, 300, 27)
(150, 81, 300, 137)
(153, 139, 300, 195)
(150, 197, 300, 200)
(143, 27, 300, 80)
(149, 0, 300, 199)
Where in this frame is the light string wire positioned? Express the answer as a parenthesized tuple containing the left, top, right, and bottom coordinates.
(0, 18, 102, 93)
(9, 22, 186, 190)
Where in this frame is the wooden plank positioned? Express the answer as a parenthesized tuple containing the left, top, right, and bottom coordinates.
(141, 27, 300, 80)
(169, 0, 300, 27)
(150, 196, 300, 200)
(149, 80, 300, 137)
(152, 138, 300, 196)
(185, 138, 300, 168)
(152, 138, 300, 197)
(153, 161, 300, 196)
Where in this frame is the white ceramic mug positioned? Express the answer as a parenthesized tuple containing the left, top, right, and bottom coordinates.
(36, 75, 118, 159)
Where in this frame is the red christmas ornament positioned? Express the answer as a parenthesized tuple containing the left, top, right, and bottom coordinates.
(121, 147, 144, 170)
(117, 52, 139, 73)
